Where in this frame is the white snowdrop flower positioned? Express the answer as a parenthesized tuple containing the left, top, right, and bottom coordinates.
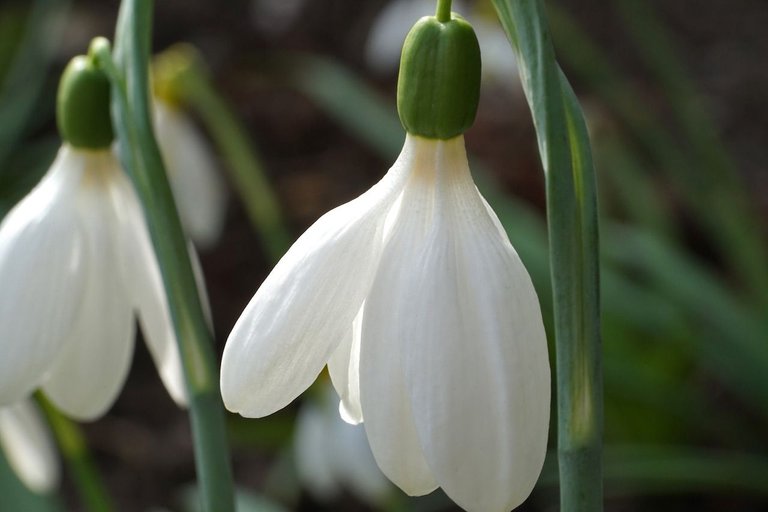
(0, 51, 187, 419)
(153, 98, 227, 249)
(294, 384, 390, 504)
(0, 145, 187, 419)
(222, 10, 550, 511)
(222, 135, 550, 512)
(0, 399, 60, 493)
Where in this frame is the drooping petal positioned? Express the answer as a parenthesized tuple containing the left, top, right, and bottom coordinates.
(294, 401, 340, 500)
(221, 139, 420, 418)
(110, 168, 188, 407)
(400, 138, 551, 512)
(42, 160, 135, 421)
(0, 146, 87, 406)
(327, 304, 363, 424)
(0, 400, 60, 493)
(154, 100, 227, 249)
(359, 136, 441, 496)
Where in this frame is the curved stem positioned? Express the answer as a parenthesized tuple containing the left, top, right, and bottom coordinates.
(36, 394, 114, 512)
(95, 1, 236, 510)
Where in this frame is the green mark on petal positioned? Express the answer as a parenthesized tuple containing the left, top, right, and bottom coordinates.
(397, 13, 481, 140)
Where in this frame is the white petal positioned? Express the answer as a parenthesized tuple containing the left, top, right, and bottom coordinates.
(221, 139, 419, 418)
(400, 138, 551, 512)
(42, 165, 135, 421)
(0, 146, 87, 405)
(327, 304, 363, 425)
(293, 401, 340, 500)
(359, 136, 441, 496)
(0, 400, 60, 493)
(154, 100, 227, 249)
(110, 169, 188, 407)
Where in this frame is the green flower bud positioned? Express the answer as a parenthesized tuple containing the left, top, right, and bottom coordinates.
(57, 45, 113, 149)
(396, 13, 481, 140)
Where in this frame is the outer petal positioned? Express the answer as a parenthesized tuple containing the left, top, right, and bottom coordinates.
(401, 138, 551, 512)
(0, 400, 60, 493)
(221, 139, 418, 418)
(326, 304, 363, 424)
(42, 160, 135, 421)
(0, 146, 86, 405)
(359, 136, 441, 496)
(110, 168, 188, 407)
(154, 100, 227, 249)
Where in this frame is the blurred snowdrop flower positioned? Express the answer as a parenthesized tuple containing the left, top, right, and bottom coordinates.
(0, 399, 59, 493)
(0, 48, 188, 420)
(365, 0, 520, 90)
(0, 145, 187, 419)
(294, 384, 390, 504)
(221, 134, 550, 511)
(250, 0, 306, 37)
(153, 98, 227, 249)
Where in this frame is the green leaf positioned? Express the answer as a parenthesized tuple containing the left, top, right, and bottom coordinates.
(491, 0, 603, 509)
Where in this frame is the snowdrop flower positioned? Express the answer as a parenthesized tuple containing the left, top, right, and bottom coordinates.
(153, 98, 227, 249)
(223, 8, 550, 511)
(0, 399, 59, 493)
(0, 50, 186, 419)
(294, 384, 391, 504)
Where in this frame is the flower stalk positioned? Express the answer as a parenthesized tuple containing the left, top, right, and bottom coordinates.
(435, 0, 452, 22)
(36, 394, 114, 512)
(90, 1, 235, 510)
(491, 0, 603, 510)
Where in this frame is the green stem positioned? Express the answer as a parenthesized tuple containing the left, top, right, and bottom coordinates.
(491, 1, 603, 510)
(94, 1, 235, 510)
(435, 0, 452, 22)
(36, 394, 113, 512)
(163, 48, 292, 262)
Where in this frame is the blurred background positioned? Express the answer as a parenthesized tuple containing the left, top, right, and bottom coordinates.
(1, 0, 767, 510)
